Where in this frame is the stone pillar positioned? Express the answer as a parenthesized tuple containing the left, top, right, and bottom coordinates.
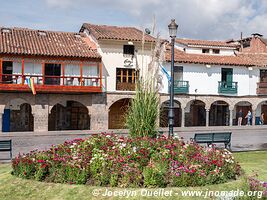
(89, 104, 108, 130)
(206, 109, 209, 127)
(33, 95, 49, 132)
(90, 93, 108, 130)
(0, 105, 4, 132)
(33, 104, 49, 132)
(229, 109, 233, 126)
(252, 109, 256, 126)
(0, 112, 2, 132)
(181, 107, 185, 127)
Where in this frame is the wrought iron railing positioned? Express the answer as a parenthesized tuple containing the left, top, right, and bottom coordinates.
(218, 81, 238, 94)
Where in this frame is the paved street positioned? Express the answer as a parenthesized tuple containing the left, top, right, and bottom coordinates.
(0, 126, 267, 160)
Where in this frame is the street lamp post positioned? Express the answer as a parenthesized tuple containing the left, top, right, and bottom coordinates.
(168, 19, 178, 138)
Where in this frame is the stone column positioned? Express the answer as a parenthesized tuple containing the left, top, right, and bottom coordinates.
(90, 93, 108, 130)
(33, 104, 49, 132)
(89, 104, 108, 130)
(229, 109, 233, 126)
(206, 109, 209, 127)
(0, 105, 4, 132)
(252, 109, 256, 126)
(32, 94, 49, 132)
(181, 107, 185, 127)
(0, 112, 2, 132)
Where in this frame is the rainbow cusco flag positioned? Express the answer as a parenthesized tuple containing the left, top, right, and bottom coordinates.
(26, 77, 36, 95)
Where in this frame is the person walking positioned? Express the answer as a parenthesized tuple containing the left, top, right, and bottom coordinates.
(260, 112, 265, 125)
(245, 110, 252, 126)
(238, 109, 243, 126)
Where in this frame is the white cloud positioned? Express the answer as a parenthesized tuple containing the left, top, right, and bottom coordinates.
(44, 0, 267, 40)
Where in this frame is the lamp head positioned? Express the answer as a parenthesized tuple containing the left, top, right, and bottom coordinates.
(168, 19, 178, 38)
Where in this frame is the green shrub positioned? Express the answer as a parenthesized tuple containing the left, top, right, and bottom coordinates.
(12, 134, 241, 188)
(143, 162, 167, 187)
(126, 80, 159, 138)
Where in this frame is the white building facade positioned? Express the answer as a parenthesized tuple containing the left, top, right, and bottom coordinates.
(159, 36, 267, 128)
(2, 23, 267, 133)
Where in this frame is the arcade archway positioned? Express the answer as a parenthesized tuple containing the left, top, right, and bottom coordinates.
(185, 100, 206, 127)
(159, 100, 182, 127)
(209, 101, 230, 126)
(2, 99, 33, 132)
(108, 98, 131, 129)
(48, 100, 90, 131)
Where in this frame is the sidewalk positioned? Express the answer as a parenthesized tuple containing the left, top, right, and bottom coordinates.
(0, 126, 266, 159)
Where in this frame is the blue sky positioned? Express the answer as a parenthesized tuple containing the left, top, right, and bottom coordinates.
(1, 0, 267, 40)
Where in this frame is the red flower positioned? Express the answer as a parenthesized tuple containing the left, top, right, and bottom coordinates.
(37, 159, 45, 163)
(41, 163, 47, 168)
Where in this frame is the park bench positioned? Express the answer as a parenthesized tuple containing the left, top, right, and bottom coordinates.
(0, 140, 12, 160)
(193, 132, 231, 149)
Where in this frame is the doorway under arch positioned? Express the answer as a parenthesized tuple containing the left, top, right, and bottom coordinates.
(48, 100, 90, 131)
(108, 98, 131, 129)
(234, 101, 252, 125)
(255, 100, 267, 125)
(159, 100, 181, 127)
(185, 100, 206, 127)
(2, 100, 33, 132)
(209, 101, 230, 126)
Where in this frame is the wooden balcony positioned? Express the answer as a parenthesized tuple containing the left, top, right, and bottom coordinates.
(0, 74, 102, 93)
(116, 82, 136, 91)
(257, 82, 267, 95)
(218, 81, 238, 94)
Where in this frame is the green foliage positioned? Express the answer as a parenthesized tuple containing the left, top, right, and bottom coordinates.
(143, 163, 167, 187)
(126, 80, 159, 138)
(12, 134, 242, 188)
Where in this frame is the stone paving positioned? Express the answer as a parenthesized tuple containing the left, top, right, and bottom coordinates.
(0, 126, 266, 160)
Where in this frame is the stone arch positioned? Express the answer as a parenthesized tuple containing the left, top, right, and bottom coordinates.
(2, 98, 33, 132)
(48, 100, 90, 131)
(234, 101, 252, 125)
(159, 100, 182, 127)
(255, 100, 267, 125)
(185, 100, 206, 127)
(108, 98, 132, 129)
(107, 95, 134, 109)
(209, 100, 230, 126)
(48, 96, 90, 114)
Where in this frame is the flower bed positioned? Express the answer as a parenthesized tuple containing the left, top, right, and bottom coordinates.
(246, 175, 267, 197)
(12, 133, 241, 187)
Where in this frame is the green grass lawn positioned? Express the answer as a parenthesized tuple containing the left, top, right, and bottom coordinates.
(0, 151, 266, 200)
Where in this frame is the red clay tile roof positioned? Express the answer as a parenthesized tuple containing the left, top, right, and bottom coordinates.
(81, 23, 156, 42)
(238, 53, 267, 66)
(175, 38, 238, 48)
(0, 27, 101, 59)
(165, 45, 253, 66)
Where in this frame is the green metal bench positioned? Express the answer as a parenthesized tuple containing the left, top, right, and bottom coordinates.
(193, 132, 231, 149)
(0, 140, 12, 160)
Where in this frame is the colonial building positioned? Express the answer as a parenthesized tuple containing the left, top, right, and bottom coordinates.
(0, 27, 105, 132)
(161, 34, 267, 128)
(1, 23, 267, 133)
(79, 23, 156, 129)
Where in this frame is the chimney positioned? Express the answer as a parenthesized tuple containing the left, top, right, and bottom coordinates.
(251, 33, 263, 38)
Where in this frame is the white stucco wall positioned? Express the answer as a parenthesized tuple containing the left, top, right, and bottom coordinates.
(160, 62, 260, 96)
(184, 47, 235, 55)
(96, 40, 152, 92)
(174, 42, 235, 56)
